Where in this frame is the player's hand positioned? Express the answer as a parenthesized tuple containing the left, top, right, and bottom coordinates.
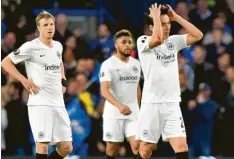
(62, 86, 66, 94)
(166, 4, 179, 21)
(149, 3, 161, 19)
(118, 104, 132, 115)
(21, 79, 40, 95)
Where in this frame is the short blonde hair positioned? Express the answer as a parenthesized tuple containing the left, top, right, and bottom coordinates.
(35, 10, 55, 26)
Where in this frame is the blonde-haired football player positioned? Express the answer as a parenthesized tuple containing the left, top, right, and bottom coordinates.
(2, 11, 72, 159)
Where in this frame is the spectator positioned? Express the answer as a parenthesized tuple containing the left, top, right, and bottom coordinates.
(172, 2, 190, 34)
(178, 53, 194, 91)
(65, 58, 86, 79)
(226, 0, 234, 13)
(54, 14, 72, 46)
(179, 70, 196, 149)
(64, 46, 77, 72)
(188, 83, 218, 158)
(222, 66, 234, 156)
(179, 70, 194, 115)
(1, 32, 26, 78)
(86, 57, 101, 83)
(192, 45, 215, 94)
(207, 53, 230, 106)
(75, 73, 99, 118)
(216, 12, 232, 34)
(89, 24, 115, 59)
(189, 0, 213, 34)
(1, 94, 8, 151)
(91, 46, 106, 63)
(1, 7, 7, 39)
(4, 81, 31, 156)
(205, 29, 228, 67)
(25, 30, 37, 41)
(203, 17, 233, 45)
(65, 35, 89, 60)
(65, 78, 91, 157)
(73, 28, 90, 59)
(75, 59, 88, 74)
(1, 32, 16, 60)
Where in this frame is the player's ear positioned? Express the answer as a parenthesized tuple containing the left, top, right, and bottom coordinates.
(114, 40, 118, 50)
(149, 25, 154, 32)
(37, 24, 40, 32)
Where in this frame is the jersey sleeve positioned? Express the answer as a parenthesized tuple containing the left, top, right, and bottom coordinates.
(8, 42, 32, 64)
(137, 61, 142, 80)
(137, 35, 151, 53)
(99, 61, 111, 82)
(170, 34, 190, 52)
(57, 42, 63, 63)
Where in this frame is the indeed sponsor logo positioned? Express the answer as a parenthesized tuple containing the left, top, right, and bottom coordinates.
(120, 76, 138, 81)
(45, 64, 60, 70)
(156, 53, 175, 60)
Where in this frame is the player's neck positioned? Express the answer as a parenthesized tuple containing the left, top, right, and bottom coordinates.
(163, 36, 169, 41)
(39, 36, 53, 48)
(115, 53, 129, 63)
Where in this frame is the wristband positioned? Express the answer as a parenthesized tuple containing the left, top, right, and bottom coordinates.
(62, 79, 68, 87)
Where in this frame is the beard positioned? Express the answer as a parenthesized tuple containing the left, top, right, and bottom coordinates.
(120, 51, 131, 57)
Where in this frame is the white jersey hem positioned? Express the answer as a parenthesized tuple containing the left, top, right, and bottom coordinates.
(27, 105, 65, 107)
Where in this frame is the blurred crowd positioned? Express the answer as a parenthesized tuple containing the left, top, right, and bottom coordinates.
(1, 0, 234, 158)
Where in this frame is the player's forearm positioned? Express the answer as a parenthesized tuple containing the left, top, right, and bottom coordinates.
(150, 17, 163, 46)
(175, 15, 203, 39)
(60, 63, 66, 80)
(137, 85, 141, 106)
(101, 89, 122, 109)
(1, 57, 27, 83)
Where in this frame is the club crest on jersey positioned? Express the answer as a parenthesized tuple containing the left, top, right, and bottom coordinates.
(167, 43, 174, 50)
(13, 49, 20, 55)
(133, 66, 139, 73)
(57, 51, 61, 59)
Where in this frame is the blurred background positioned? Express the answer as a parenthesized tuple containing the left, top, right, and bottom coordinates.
(1, 0, 234, 158)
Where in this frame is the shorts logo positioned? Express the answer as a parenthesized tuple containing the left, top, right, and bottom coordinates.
(133, 66, 139, 73)
(143, 130, 148, 137)
(57, 51, 61, 59)
(38, 132, 44, 139)
(167, 43, 174, 50)
(180, 117, 185, 128)
(13, 49, 20, 55)
(180, 117, 186, 132)
(106, 132, 112, 139)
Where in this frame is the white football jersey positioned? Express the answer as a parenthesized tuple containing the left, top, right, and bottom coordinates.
(99, 56, 141, 119)
(137, 34, 189, 103)
(8, 38, 64, 107)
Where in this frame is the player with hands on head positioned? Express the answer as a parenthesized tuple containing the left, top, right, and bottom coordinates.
(136, 3, 203, 159)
